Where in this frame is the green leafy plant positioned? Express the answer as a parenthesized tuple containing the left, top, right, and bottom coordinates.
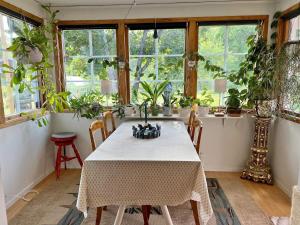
(225, 88, 243, 109)
(69, 90, 104, 119)
(140, 79, 169, 115)
(176, 91, 194, 108)
(111, 93, 125, 118)
(194, 89, 214, 107)
(2, 6, 70, 126)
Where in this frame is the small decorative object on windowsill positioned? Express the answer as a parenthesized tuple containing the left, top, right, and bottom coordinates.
(241, 117, 272, 184)
(132, 102, 161, 139)
(214, 79, 227, 116)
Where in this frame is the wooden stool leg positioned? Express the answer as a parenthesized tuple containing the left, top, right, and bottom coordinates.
(142, 205, 151, 225)
(71, 143, 83, 167)
(190, 200, 201, 225)
(95, 207, 102, 225)
(56, 146, 62, 179)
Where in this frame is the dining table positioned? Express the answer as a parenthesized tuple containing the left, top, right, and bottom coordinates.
(76, 120, 213, 225)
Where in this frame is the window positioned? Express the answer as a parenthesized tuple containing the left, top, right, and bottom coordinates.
(129, 28, 185, 103)
(288, 14, 300, 41)
(62, 28, 117, 100)
(281, 12, 300, 115)
(197, 24, 257, 106)
(0, 13, 40, 117)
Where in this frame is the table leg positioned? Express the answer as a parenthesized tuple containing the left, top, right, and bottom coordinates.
(113, 205, 126, 225)
(160, 205, 174, 225)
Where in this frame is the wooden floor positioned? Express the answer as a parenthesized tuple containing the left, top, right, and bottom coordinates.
(7, 170, 291, 222)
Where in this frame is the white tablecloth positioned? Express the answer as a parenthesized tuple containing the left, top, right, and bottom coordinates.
(77, 121, 213, 224)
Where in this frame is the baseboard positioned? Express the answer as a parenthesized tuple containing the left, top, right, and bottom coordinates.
(274, 177, 293, 198)
(6, 168, 54, 208)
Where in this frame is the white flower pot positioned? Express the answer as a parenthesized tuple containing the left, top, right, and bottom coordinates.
(179, 107, 191, 118)
(198, 106, 210, 117)
(28, 47, 43, 63)
(124, 105, 135, 116)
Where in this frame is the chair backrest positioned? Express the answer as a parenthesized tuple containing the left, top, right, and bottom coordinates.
(89, 120, 107, 151)
(190, 117, 203, 154)
(187, 110, 196, 136)
(103, 111, 116, 137)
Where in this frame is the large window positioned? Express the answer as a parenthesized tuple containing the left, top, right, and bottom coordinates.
(197, 24, 257, 106)
(281, 13, 300, 115)
(62, 28, 117, 98)
(0, 13, 40, 117)
(129, 28, 185, 103)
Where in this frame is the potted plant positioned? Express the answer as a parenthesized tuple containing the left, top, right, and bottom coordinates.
(225, 88, 243, 117)
(176, 91, 194, 118)
(194, 89, 214, 117)
(140, 80, 169, 116)
(69, 90, 105, 119)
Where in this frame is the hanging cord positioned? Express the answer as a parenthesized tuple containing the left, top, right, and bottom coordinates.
(124, 0, 136, 20)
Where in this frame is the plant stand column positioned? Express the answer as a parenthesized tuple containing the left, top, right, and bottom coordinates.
(241, 117, 272, 184)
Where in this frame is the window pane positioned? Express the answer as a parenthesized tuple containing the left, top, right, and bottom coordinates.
(288, 15, 300, 41)
(198, 24, 257, 106)
(129, 28, 185, 103)
(63, 30, 89, 56)
(62, 29, 118, 103)
(92, 29, 116, 56)
(0, 13, 40, 117)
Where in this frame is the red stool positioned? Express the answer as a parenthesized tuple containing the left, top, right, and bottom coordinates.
(50, 132, 83, 179)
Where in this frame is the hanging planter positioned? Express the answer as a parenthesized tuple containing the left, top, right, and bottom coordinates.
(28, 47, 43, 64)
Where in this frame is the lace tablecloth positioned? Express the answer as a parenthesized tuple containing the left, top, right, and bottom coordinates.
(77, 121, 213, 225)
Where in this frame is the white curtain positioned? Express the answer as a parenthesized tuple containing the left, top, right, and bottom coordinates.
(0, 169, 8, 225)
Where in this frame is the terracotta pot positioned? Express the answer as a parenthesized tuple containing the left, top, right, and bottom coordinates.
(227, 107, 242, 117)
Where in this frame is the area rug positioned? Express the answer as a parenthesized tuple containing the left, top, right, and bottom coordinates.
(270, 217, 290, 225)
(9, 171, 273, 225)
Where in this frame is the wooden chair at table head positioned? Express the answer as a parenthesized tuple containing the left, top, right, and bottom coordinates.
(103, 110, 116, 137)
(89, 120, 107, 151)
(190, 117, 203, 155)
(187, 110, 196, 135)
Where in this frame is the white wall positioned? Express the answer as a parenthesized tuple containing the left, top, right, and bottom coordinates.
(52, 113, 255, 171)
(270, 118, 300, 197)
(4, 0, 44, 18)
(53, 1, 275, 20)
(276, 0, 299, 11)
(0, 116, 54, 207)
(0, 0, 53, 208)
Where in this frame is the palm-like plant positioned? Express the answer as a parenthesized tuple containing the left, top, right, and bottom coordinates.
(140, 80, 169, 116)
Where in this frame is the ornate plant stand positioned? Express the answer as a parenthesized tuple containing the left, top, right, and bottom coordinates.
(241, 117, 273, 184)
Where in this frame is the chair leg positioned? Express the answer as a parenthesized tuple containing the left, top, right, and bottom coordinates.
(56, 146, 62, 179)
(95, 207, 103, 225)
(71, 143, 83, 167)
(142, 205, 151, 225)
(190, 200, 201, 225)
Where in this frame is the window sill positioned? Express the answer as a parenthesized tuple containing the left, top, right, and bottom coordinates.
(0, 109, 48, 129)
(279, 111, 300, 124)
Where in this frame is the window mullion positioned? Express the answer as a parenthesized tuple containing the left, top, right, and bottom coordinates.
(155, 38, 159, 82)
(88, 30, 94, 87)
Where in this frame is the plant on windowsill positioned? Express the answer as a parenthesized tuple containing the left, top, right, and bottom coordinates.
(175, 91, 194, 118)
(225, 88, 245, 117)
(69, 90, 105, 119)
(162, 82, 176, 116)
(194, 88, 214, 117)
(140, 77, 169, 116)
(2, 6, 70, 127)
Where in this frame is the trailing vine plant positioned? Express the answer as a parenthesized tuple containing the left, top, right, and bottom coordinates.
(2, 6, 70, 127)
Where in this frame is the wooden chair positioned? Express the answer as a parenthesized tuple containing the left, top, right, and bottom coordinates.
(103, 111, 116, 137)
(187, 110, 196, 136)
(190, 117, 203, 155)
(189, 117, 204, 225)
(89, 120, 107, 151)
(89, 120, 108, 224)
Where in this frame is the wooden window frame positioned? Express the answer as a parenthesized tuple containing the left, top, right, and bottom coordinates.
(277, 2, 300, 123)
(0, 0, 44, 127)
(55, 15, 268, 105)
